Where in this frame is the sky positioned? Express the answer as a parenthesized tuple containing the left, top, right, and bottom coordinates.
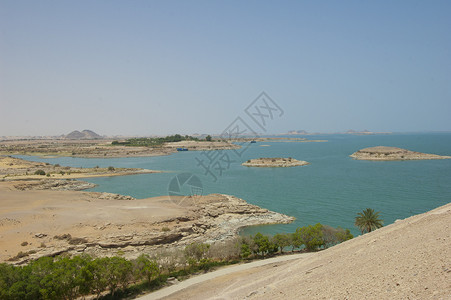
(1, 0, 450, 136)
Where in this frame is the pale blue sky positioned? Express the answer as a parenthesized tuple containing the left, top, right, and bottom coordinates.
(1, 1, 450, 136)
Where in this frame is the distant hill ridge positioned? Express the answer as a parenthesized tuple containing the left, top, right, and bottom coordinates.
(65, 130, 102, 139)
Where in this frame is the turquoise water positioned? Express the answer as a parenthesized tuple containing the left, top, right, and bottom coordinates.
(16, 133, 451, 236)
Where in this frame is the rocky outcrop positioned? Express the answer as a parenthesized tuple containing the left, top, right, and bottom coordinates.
(350, 146, 451, 161)
(91, 192, 135, 201)
(0, 156, 160, 180)
(242, 157, 309, 167)
(14, 179, 97, 191)
(9, 194, 294, 264)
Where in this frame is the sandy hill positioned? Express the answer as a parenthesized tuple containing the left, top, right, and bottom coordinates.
(157, 203, 451, 299)
(65, 130, 102, 139)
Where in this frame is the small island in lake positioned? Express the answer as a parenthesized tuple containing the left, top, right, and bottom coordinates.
(242, 157, 309, 167)
(350, 146, 451, 161)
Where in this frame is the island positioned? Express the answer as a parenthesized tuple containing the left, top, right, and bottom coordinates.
(242, 157, 309, 167)
(350, 146, 451, 161)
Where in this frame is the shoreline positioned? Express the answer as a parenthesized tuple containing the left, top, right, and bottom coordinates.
(0, 139, 240, 158)
(2, 168, 162, 181)
(0, 155, 162, 181)
(0, 185, 294, 264)
(142, 201, 451, 299)
(0, 137, 325, 159)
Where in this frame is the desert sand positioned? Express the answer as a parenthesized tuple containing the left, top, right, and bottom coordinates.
(350, 146, 451, 161)
(141, 202, 451, 300)
(0, 181, 293, 264)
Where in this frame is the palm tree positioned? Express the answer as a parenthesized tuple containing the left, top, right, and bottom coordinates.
(354, 208, 383, 234)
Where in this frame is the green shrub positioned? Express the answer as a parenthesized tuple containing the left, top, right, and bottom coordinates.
(252, 233, 277, 257)
(34, 169, 46, 175)
(296, 223, 324, 251)
(272, 233, 291, 253)
(133, 254, 159, 284)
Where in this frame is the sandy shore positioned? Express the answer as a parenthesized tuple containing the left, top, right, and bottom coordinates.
(144, 202, 451, 299)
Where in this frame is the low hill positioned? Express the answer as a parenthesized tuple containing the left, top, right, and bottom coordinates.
(65, 130, 102, 139)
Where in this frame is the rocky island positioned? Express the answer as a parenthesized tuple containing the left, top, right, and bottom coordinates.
(350, 146, 451, 161)
(242, 157, 309, 167)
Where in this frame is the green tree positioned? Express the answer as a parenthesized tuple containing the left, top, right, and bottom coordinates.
(272, 233, 291, 253)
(290, 232, 303, 251)
(253, 233, 277, 257)
(354, 208, 383, 234)
(104, 256, 133, 295)
(134, 254, 159, 284)
(240, 243, 252, 259)
(205, 135, 212, 141)
(296, 224, 324, 251)
(85, 258, 108, 299)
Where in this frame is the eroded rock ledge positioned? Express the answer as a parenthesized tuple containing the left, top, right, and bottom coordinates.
(13, 179, 97, 191)
(350, 146, 451, 161)
(242, 157, 309, 167)
(6, 194, 294, 264)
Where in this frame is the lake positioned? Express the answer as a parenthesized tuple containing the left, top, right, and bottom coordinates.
(17, 133, 451, 237)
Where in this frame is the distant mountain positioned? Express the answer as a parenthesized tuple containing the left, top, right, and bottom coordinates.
(65, 130, 102, 139)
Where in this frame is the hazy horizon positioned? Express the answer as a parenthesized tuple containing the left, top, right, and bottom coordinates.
(1, 1, 450, 136)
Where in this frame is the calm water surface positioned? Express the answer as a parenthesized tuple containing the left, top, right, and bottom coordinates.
(17, 133, 451, 236)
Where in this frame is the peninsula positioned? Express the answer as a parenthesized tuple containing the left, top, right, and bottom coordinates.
(350, 146, 451, 161)
(0, 183, 294, 264)
(0, 156, 160, 182)
(242, 157, 309, 167)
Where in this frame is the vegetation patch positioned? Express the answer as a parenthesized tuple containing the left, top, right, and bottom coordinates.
(0, 222, 354, 299)
(111, 134, 200, 147)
